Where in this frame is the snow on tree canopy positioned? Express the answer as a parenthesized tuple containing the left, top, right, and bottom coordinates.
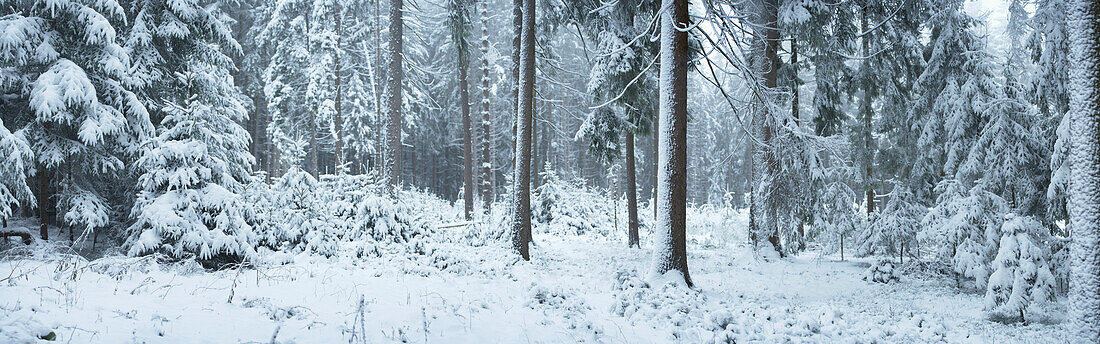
(0, 118, 35, 222)
(127, 57, 254, 265)
(859, 185, 925, 257)
(30, 59, 97, 124)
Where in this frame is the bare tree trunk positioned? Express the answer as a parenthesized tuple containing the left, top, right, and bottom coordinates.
(531, 103, 538, 190)
(747, 134, 757, 245)
(37, 164, 48, 240)
(480, 0, 493, 212)
(307, 14, 319, 179)
(511, 0, 536, 260)
(626, 130, 640, 248)
(370, 0, 384, 176)
(840, 233, 845, 261)
(310, 116, 318, 177)
(791, 38, 806, 252)
(653, 117, 659, 220)
(760, 0, 783, 256)
(462, 63, 473, 220)
(511, 0, 521, 172)
(388, 0, 404, 188)
(1067, 0, 1100, 341)
(859, 6, 875, 217)
(255, 90, 269, 182)
(333, 2, 344, 173)
(651, 0, 691, 287)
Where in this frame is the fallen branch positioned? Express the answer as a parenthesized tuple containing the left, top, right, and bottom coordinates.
(435, 221, 480, 230)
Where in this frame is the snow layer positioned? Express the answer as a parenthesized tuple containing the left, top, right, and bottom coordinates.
(0, 213, 1066, 343)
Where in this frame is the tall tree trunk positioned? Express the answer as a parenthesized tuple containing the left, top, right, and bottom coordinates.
(626, 130, 640, 248)
(333, 3, 344, 173)
(651, 0, 691, 287)
(792, 38, 806, 251)
(756, 0, 783, 256)
(307, 14, 319, 179)
(310, 112, 318, 177)
(255, 92, 269, 182)
(480, 0, 493, 212)
(512, 0, 536, 260)
(36, 164, 48, 240)
(860, 5, 875, 217)
(1067, 0, 1100, 341)
(371, 0, 384, 175)
(462, 63, 474, 220)
(531, 103, 538, 190)
(653, 117, 659, 220)
(511, 0, 521, 172)
(388, 0, 404, 188)
(747, 132, 757, 244)
(540, 106, 550, 182)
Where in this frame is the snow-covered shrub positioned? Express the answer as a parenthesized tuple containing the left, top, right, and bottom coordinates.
(686, 204, 744, 249)
(533, 169, 616, 238)
(864, 258, 900, 284)
(812, 180, 860, 257)
(243, 172, 438, 259)
(920, 184, 1006, 289)
(353, 192, 431, 245)
(897, 259, 955, 281)
(610, 267, 706, 331)
(984, 214, 1055, 323)
(858, 186, 925, 258)
(127, 181, 256, 266)
(240, 173, 274, 239)
(457, 203, 511, 245)
(0, 302, 57, 343)
(259, 168, 340, 256)
(1048, 237, 1072, 295)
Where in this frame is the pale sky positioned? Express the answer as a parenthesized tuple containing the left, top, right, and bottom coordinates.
(965, 0, 1012, 56)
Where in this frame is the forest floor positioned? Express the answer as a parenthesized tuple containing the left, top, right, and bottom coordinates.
(0, 217, 1067, 343)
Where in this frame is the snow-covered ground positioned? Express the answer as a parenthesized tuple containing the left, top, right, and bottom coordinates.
(1, 214, 1065, 344)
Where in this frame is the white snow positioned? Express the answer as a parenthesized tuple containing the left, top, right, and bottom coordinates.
(0, 208, 1067, 343)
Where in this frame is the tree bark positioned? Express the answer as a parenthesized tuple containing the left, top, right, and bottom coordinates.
(791, 38, 806, 252)
(333, 2, 344, 173)
(36, 164, 48, 240)
(531, 102, 539, 190)
(626, 130, 640, 248)
(307, 13, 319, 179)
(651, 0, 691, 287)
(462, 62, 474, 220)
(388, 0, 404, 188)
(748, 132, 757, 244)
(860, 5, 875, 217)
(1067, 0, 1100, 341)
(480, 0, 493, 212)
(760, 0, 783, 256)
(511, 0, 521, 172)
(511, 0, 536, 260)
(653, 116, 659, 220)
(310, 112, 318, 177)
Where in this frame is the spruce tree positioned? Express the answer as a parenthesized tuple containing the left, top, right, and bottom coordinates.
(0, 0, 153, 239)
(125, 0, 254, 263)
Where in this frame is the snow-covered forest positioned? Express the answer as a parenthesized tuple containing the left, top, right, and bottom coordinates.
(1, 0, 1099, 342)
